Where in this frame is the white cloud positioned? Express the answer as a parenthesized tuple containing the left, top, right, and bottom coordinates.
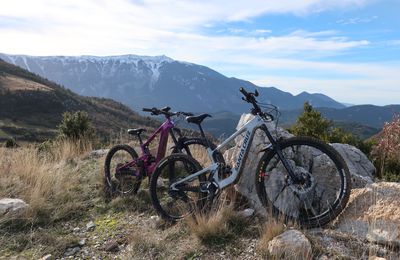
(337, 15, 378, 25)
(1, 0, 396, 105)
(0, 0, 372, 57)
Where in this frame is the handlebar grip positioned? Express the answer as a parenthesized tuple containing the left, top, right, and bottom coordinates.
(142, 108, 153, 112)
(239, 87, 249, 97)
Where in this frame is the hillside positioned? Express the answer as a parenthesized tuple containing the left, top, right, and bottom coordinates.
(0, 59, 158, 142)
(0, 53, 345, 113)
(200, 109, 382, 139)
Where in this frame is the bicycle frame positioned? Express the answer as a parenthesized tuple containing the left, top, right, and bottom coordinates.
(171, 115, 296, 190)
(117, 118, 175, 176)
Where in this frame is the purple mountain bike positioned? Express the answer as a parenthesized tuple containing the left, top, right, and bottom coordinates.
(104, 106, 216, 198)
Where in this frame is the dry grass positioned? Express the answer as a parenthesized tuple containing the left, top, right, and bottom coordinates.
(185, 190, 251, 247)
(258, 218, 286, 252)
(0, 139, 96, 229)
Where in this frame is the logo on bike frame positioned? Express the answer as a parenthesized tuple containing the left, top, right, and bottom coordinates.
(235, 130, 251, 170)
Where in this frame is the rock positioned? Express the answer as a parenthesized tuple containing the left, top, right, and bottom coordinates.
(64, 246, 80, 257)
(78, 238, 86, 246)
(103, 240, 119, 252)
(307, 228, 400, 259)
(236, 208, 254, 218)
(0, 198, 28, 216)
(331, 143, 375, 188)
(88, 149, 109, 159)
(39, 254, 52, 260)
(224, 114, 292, 215)
(267, 229, 312, 259)
(86, 221, 96, 231)
(369, 257, 387, 260)
(223, 113, 376, 216)
(335, 182, 400, 247)
(156, 178, 166, 188)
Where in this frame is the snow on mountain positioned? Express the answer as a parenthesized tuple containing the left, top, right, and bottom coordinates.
(0, 53, 345, 113)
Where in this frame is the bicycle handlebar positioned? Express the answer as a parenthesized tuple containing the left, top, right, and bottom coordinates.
(239, 87, 274, 120)
(142, 107, 193, 118)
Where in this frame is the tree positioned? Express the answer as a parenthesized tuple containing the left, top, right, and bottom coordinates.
(58, 111, 95, 140)
(289, 102, 332, 141)
(371, 115, 400, 180)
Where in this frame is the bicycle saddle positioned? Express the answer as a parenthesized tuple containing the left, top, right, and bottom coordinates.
(128, 128, 146, 136)
(161, 106, 171, 112)
(186, 114, 211, 124)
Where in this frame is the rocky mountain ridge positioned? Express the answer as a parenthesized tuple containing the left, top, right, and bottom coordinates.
(0, 53, 345, 113)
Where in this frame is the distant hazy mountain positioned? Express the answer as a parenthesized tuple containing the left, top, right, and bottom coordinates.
(0, 53, 345, 113)
(203, 104, 398, 139)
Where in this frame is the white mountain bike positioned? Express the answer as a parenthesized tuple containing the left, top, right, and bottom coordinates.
(149, 87, 351, 228)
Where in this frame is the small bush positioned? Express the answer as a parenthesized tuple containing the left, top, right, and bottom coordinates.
(5, 137, 18, 148)
(57, 111, 95, 140)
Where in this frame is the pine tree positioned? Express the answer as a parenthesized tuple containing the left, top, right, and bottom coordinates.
(290, 102, 331, 141)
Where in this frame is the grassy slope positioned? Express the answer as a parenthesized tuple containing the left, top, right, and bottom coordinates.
(2, 145, 397, 259)
(0, 59, 158, 142)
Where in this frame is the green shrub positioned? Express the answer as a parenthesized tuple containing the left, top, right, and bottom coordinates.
(289, 102, 372, 155)
(5, 137, 18, 148)
(289, 102, 331, 141)
(57, 111, 95, 140)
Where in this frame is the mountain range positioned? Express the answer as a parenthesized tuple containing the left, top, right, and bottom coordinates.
(0, 58, 158, 142)
(0, 53, 345, 113)
(1, 53, 398, 140)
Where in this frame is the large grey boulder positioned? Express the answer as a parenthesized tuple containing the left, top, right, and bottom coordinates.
(335, 182, 400, 247)
(223, 113, 376, 216)
(0, 198, 28, 216)
(331, 143, 375, 188)
(224, 114, 293, 215)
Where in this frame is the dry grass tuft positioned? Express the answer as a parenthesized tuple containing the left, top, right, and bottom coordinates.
(128, 231, 167, 259)
(186, 206, 232, 245)
(0, 139, 96, 229)
(257, 217, 286, 255)
(186, 190, 251, 247)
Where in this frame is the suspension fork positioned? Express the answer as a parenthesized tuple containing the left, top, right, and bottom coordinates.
(260, 124, 300, 183)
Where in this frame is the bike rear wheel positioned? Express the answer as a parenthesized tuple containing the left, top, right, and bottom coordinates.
(150, 154, 206, 221)
(255, 136, 351, 228)
(104, 145, 141, 199)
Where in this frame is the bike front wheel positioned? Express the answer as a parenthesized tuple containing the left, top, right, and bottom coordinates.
(150, 154, 206, 222)
(255, 136, 351, 228)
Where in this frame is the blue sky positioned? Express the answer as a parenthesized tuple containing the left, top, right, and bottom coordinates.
(1, 0, 399, 105)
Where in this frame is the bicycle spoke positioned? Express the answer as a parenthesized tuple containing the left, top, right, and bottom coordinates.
(257, 137, 350, 228)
